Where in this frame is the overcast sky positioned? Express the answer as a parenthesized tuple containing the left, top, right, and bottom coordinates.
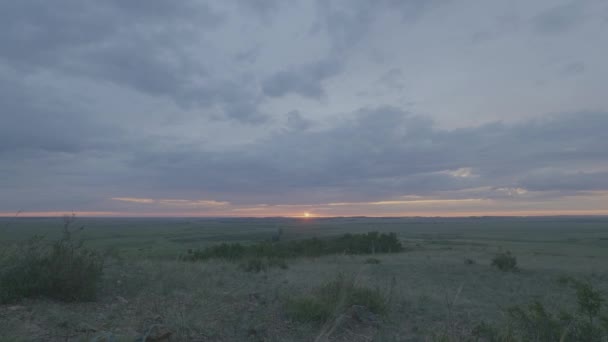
(1, 0, 607, 217)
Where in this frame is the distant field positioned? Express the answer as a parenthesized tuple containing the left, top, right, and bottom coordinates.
(2, 216, 608, 260)
(1, 216, 608, 341)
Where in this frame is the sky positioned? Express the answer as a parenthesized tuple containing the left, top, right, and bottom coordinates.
(1, 0, 608, 217)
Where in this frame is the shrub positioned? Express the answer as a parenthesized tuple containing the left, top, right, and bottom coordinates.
(491, 251, 518, 272)
(471, 321, 503, 341)
(240, 258, 265, 273)
(473, 278, 608, 341)
(0, 215, 104, 303)
(271, 227, 283, 242)
(286, 274, 387, 323)
(182, 242, 246, 261)
(365, 257, 381, 264)
(506, 301, 565, 341)
(286, 297, 330, 322)
(464, 258, 476, 265)
(267, 257, 288, 270)
(239, 257, 288, 273)
(182, 232, 404, 262)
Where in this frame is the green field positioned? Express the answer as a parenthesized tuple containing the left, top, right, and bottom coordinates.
(1, 216, 608, 341)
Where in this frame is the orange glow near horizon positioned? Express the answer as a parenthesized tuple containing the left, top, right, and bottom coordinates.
(1, 209, 608, 218)
(2, 193, 592, 218)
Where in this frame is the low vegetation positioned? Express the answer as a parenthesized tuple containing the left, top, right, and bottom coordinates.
(239, 256, 288, 272)
(0, 215, 104, 303)
(464, 258, 476, 265)
(365, 257, 382, 264)
(181, 231, 404, 262)
(1, 217, 608, 341)
(474, 277, 608, 341)
(491, 250, 518, 272)
(285, 274, 387, 323)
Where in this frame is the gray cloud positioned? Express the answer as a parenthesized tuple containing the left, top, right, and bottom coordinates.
(1, 0, 607, 215)
(312, 0, 378, 52)
(312, 0, 445, 53)
(560, 62, 586, 76)
(115, 109, 608, 206)
(385, 0, 448, 21)
(236, 0, 281, 19)
(376, 68, 406, 90)
(0, 0, 269, 122)
(285, 110, 313, 131)
(471, 13, 521, 44)
(262, 59, 341, 99)
(520, 170, 608, 192)
(0, 1, 222, 69)
(0, 69, 122, 155)
(532, 2, 585, 34)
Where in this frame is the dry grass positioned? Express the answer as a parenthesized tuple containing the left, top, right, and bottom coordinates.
(1, 249, 607, 341)
(2, 218, 608, 341)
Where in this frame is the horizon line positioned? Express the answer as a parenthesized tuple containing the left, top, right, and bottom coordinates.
(2, 211, 608, 219)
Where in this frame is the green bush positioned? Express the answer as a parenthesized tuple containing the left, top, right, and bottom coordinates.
(240, 258, 265, 273)
(184, 242, 246, 261)
(365, 257, 381, 264)
(506, 301, 565, 341)
(239, 257, 288, 273)
(182, 232, 404, 262)
(267, 257, 288, 270)
(474, 277, 608, 341)
(286, 274, 386, 323)
(492, 251, 518, 272)
(0, 215, 104, 303)
(286, 297, 331, 322)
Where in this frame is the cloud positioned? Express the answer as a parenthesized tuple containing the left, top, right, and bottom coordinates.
(111, 197, 229, 207)
(327, 198, 486, 206)
(471, 13, 521, 44)
(262, 59, 341, 99)
(385, 0, 449, 21)
(519, 171, 608, 192)
(376, 68, 406, 90)
(312, 0, 378, 52)
(2, 58, 607, 212)
(118, 108, 608, 207)
(560, 62, 586, 76)
(285, 110, 313, 131)
(1, 0, 606, 215)
(0, 0, 268, 122)
(235, 0, 281, 20)
(312, 0, 445, 53)
(0, 69, 123, 155)
(438, 168, 477, 178)
(0, 0, 223, 70)
(532, 2, 585, 34)
(111, 197, 156, 204)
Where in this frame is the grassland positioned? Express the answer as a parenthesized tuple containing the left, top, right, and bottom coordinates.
(1, 216, 607, 341)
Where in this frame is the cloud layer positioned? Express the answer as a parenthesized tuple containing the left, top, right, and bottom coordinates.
(1, 0, 607, 216)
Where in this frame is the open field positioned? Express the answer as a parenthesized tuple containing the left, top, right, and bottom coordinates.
(1, 216, 608, 341)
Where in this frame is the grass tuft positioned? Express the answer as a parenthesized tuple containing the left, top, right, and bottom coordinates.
(474, 278, 608, 341)
(365, 257, 381, 264)
(0, 215, 104, 303)
(239, 257, 288, 273)
(286, 274, 387, 323)
(491, 251, 518, 272)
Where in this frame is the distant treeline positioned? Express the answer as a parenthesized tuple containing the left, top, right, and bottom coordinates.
(181, 232, 404, 261)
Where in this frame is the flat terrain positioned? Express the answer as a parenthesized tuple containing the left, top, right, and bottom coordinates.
(1, 216, 608, 341)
